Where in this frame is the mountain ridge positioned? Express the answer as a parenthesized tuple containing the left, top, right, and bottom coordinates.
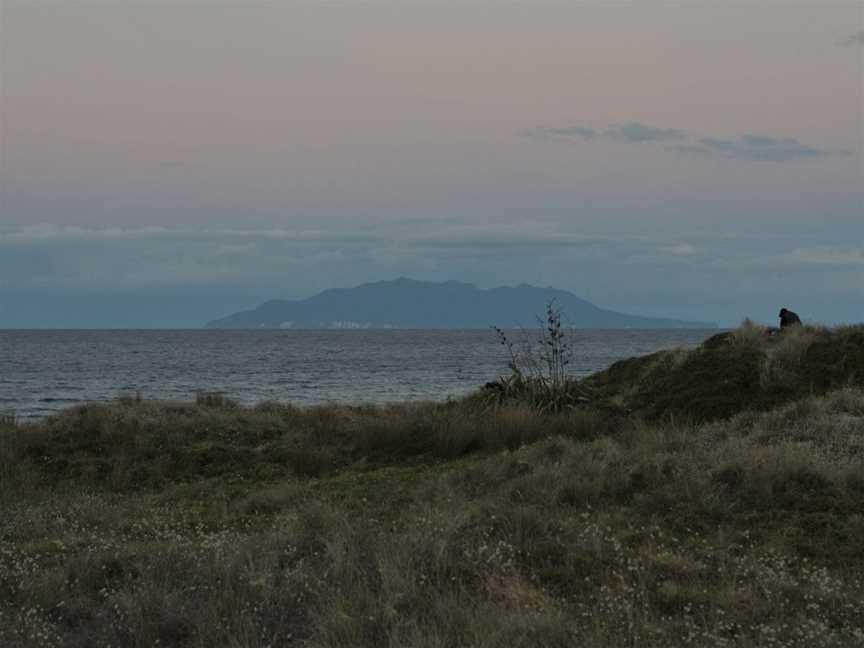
(205, 278, 716, 329)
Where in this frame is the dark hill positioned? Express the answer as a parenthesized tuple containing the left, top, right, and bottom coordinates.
(205, 278, 715, 329)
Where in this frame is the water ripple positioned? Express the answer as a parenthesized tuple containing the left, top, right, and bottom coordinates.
(0, 329, 715, 420)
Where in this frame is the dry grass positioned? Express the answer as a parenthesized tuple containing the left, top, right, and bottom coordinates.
(760, 325, 821, 389)
(586, 322, 864, 421)
(2, 383, 864, 647)
(3, 324, 863, 646)
(0, 398, 613, 498)
(730, 317, 770, 348)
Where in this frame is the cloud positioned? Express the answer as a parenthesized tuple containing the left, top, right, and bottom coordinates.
(3, 222, 862, 326)
(531, 122, 685, 143)
(659, 242, 698, 257)
(0, 223, 678, 291)
(838, 31, 864, 47)
(785, 246, 864, 267)
(721, 245, 864, 270)
(544, 127, 597, 139)
(530, 120, 846, 163)
(665, 144, 715, 158)
(0, 224, 172, 242)
(0, 224, 375, 245)
(687, 135, 841, 162)
(213, 242, 257, 257)
(0, 221, 615, 252)
(608, 122, 687, 143)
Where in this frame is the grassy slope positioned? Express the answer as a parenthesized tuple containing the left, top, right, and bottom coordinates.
(2, 325, 864, 647)
(585, 323, 864, 421)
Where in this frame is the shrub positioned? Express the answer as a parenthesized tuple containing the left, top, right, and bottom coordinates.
(488, 300, 592, 412)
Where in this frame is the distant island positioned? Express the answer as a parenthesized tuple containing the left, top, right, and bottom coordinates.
(205, 278, 716, 329)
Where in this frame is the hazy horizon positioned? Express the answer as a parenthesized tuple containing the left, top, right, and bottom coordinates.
(1, 1, 862, 328)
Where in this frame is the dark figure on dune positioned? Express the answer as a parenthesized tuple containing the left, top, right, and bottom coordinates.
(779, 308, 802, 329)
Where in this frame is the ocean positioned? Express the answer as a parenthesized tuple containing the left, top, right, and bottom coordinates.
(0, 329, 717, 420)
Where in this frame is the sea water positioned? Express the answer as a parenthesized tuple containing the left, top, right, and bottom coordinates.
(0, 329, 717, 419)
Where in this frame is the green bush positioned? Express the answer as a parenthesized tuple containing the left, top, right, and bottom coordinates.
(487, 301, 593, 412)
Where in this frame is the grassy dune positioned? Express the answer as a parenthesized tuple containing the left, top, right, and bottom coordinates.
(2, 325, 864, 647)
(583, 322, 864, 421)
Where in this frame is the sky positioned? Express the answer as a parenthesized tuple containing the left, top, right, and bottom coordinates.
(1, 0, 862, 328)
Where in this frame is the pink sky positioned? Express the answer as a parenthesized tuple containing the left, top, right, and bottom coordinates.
(0, 1, 862, 326)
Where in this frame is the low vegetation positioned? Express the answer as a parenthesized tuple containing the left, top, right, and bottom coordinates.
(2, 323, 864, 647)
(485, 301, 593, 412)
(585, 322, 864, 421)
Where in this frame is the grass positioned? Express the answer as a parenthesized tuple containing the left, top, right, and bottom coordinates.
(487, 301, 593, 413)
(585, 322, 864, 421)
(2, 323, 864, 647)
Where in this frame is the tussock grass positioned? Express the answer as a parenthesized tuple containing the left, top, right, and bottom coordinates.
(0, 398, 611, 496)
(587, 322, 864, 421)
(730, 317, 770, 348)
(2, 386, 864, 646)
(3, 325, 864, 646)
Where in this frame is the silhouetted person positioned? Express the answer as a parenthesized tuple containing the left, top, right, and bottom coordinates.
(779, 308, 802, 329)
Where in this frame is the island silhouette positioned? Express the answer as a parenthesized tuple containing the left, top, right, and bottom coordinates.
(206, 278, 716, 329)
